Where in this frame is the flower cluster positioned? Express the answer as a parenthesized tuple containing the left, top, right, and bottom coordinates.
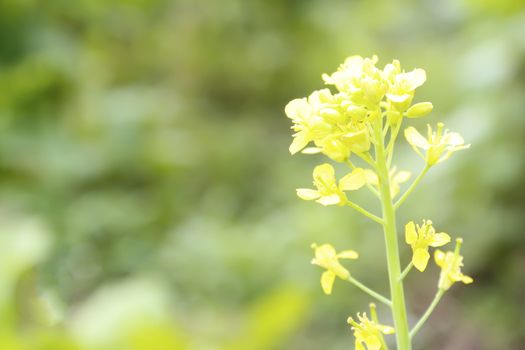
(287, 55, 473, 348)
(285, 55, 431, 162)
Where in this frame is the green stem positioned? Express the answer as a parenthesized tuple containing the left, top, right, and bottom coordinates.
(356, 152, 378, 169)
(399, 262, 413, 282)
(386, 121, 402, 168)
(347, 275, 392, 307)
(346, 201, 383, 225)
(394, 165, 430, 210)
(410, 289, 445, 338)
(370, 303, 390, 350)
(373, 118, 412, 350)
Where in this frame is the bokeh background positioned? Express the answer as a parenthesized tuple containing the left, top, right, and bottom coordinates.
(1, 0, 524, 349)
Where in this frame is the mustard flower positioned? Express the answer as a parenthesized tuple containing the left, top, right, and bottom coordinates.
(285, 88, 372, 161)
(312, 126, 371, 162)
(385, 65, 427, 112)
(296, 163, 366, 206)
(347, 313, 395, 350)
(404, 123, 470, 166)
(364, 167, 411, 198)
(311, 243, 359, 295)
(322, 55, 388, 108)
(284, 91, 333, 155)
(405, 220, 451, 272)
(434, 238, 473, 291)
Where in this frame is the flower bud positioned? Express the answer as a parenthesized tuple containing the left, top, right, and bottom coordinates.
(406, 102, 433, 118)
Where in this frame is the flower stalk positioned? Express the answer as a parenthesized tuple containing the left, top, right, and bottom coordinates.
(373, 117, 412, 350)
(286, 55, 472, 349)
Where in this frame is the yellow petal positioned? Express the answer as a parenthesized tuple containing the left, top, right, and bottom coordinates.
(314, 244, 337, 263)
(404, 127, 430, 149)
(413, 248, 430, 272)
(405, 68, 427, 90)
(284, 98, 309, 120)
(393, 170, 411, 184)
(337, 250, 359, 260)
(313, 163, 336, 184)
(330, 262, 350, 280)
(461, 275, 474, 284)
(386, 93, 411, 103)
(296, 188, 320, 201)
(379, 325, 395, 334)
(429, 232, 451, 247)
(446, 132, 465, 147)
(364, 169, 378, 185)
(434, 250, 445, 267)
(321, 271, 336, 295)
(355, 341, 365, 350)
(339, 168, 366, 191)
(405, 221, 417, 245)
(317, 194, 342, 206)
(301, 147, 322, 154)
(364, 335, 381, 350)
(289, 133, 310, 154)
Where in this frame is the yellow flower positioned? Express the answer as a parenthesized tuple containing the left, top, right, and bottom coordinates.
(311, 243, 359, 295)
(405, 220, 451, 272)
(347, 313, 395, 350)
(434, 238, 473, 291)
(284, 92, 333, 155)
(310, 125, 371, 162)
(285, 88, 372, 161)
(322, 55, 387, 108)
(296, 164, 366, 206)
(364, 167, 411, 198)
(404, 123, 470, 165)
(385, 67, 427, 112)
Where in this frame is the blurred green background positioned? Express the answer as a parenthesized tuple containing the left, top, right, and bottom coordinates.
(1, 0, 524, 349)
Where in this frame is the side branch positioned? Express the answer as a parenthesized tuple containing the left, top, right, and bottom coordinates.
(398, 262, 413, 282)
(410, 289, 445, 338)
(346, 201, 384, 225)
(394, 165, 430, 209)
(347, 275, 392, 307)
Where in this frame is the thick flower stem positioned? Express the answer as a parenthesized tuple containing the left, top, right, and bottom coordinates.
(373, 120, 412, 350)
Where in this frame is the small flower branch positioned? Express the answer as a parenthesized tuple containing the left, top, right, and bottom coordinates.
(386, 121, 403, 168)
(409, 288, 445, 338)
(394, 165, 430, 209)
(347, 275, 392, 307)
(346, 201, 384, 225)
(355, 151, 377, 169)
(398, 262, 413, 282)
